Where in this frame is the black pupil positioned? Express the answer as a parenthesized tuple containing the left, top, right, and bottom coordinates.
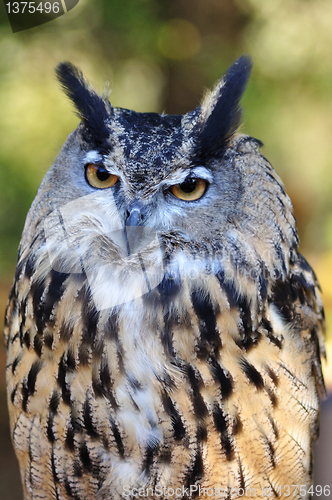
(180, 178, 197, 193)
(96, 168, 110, 182)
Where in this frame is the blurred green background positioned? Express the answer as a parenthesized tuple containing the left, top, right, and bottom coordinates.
(0, 0, 332, 498)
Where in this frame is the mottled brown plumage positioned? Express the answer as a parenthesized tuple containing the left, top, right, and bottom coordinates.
(4, 56, 325, 499)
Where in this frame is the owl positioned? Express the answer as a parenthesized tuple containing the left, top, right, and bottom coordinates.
(4, 55, 325, 500)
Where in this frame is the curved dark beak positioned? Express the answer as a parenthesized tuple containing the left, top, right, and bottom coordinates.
(124, 205, 144, 255)
(125, 207, 142, 227)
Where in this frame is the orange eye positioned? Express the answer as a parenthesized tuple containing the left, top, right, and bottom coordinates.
(85, 164, 118, 189)
(170, 178, 207, 201)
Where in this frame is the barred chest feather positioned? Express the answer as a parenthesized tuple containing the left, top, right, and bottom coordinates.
(4, 241, 324, 500)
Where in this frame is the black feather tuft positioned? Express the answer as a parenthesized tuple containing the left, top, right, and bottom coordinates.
(198, 55, 252, 159)
(55, 62, 111, 144)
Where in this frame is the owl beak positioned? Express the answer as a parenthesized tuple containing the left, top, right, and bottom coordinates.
(124, 206, 144, 256)
(125, 207, 142, 227)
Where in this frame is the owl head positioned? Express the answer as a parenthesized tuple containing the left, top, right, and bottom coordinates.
(19, 56, 297, 310)
(49, 55, 253, 237)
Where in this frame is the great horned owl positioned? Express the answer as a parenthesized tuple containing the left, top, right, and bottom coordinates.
(4, 56, 325, 499)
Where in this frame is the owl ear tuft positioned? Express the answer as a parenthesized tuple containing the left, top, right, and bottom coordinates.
(55, 62, 112, 143)
(198, 55, 252, 158)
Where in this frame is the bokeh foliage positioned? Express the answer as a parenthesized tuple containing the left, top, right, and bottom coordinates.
(0, 0, 332, 322)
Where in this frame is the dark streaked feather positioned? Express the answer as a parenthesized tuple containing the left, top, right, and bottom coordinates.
(198, 55, 252, 159)
(55, 62, 111, 143)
